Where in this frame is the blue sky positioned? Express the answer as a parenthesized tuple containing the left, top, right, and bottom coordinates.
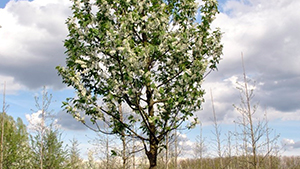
(0, 0, 34, 8)
(1, 0, 300, 159)
(0, 0, 10, 8)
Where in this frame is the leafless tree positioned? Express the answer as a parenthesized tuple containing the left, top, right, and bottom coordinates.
(210, 89, 224, 168)
(194, 122, 207, 169)
(233, 54, 280, 169)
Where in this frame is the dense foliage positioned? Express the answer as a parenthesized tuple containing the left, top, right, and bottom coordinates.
(30, 129, 69, 169)
(0, 113, 32, 169)
(57, 0, 222, 167)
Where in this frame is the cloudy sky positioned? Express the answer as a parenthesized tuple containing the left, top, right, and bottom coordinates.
(0, 0, 300, 158)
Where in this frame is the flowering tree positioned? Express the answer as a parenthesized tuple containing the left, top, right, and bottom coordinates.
(57, 0, 222, 168)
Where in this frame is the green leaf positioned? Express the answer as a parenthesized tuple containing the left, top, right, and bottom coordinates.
(111, 150, 118, 157)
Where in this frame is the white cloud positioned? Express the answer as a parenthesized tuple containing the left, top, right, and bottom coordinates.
(0, 75, 25, 94)
(281, 138, 300, 153)
(282, 138, 295, 146)
(0, 0, 71, 92)
(26, 110, 43, 131)
(26, 110, 61, 131)
(198, 0, 300, 126)
(213, 0, 300, 75)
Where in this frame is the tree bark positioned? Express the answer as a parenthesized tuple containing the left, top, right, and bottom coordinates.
(146, 138, 158, 169)
(174, 129, 178, 169)
(0, 82, 6, 169)
(146, 82, 159, 169)
(242, 54, 257, 169)
(119, 103, 126, 169)
(166, 132, 169, 169)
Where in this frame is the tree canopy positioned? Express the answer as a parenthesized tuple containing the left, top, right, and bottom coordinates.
(57, 0, 222, 167)
(0, 113, 32, 169)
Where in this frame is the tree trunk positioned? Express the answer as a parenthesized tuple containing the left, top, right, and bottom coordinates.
(242, 54, 257, 169)
(145, 82, 159, 169)
(166, 132, 169, 169)
(132, 139, 136, 169)
(146, 122, 158, 169)
(40, 87, 47, 169)
(146, 140, 158, 169)
(0, 82, 6, 169)
(174, 129, 178, 169)
(119, 103, 126, 169)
